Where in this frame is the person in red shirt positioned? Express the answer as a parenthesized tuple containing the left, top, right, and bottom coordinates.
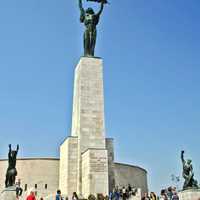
(26, 191, 36, 200)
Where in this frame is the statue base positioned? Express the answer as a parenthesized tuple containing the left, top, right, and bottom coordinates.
(0, 186, 17, 200)
(178, 189, 200, 200)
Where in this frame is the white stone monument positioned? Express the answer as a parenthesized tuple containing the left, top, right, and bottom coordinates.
(178, 189, 200, 200)
(60, 57, 110, 198)
(0, 187, 16, 200)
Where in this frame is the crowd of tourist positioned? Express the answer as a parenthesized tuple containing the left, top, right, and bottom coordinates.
(109, 184, 139, 200)
(159, 187, 179, 200)
(15, 184, 200, 200)
(109, 185, 179, 200)
(141, 186, 179, 200)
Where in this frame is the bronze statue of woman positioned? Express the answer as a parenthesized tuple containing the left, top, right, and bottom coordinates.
(78, 0, 105, 57)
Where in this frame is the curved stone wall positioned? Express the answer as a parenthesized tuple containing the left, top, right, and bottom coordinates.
(114, 162, 148, 193)
(0, 158, 148, 198)
(0, 158, 59, 199)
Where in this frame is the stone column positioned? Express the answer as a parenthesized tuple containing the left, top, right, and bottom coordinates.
(71, 57, 108, 197)
(0, 187, 17, 200)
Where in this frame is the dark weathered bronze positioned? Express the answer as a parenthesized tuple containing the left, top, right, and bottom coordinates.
(79, 0, 105, 57)
(181, 151, 199, 190)
(87, 0, 108, 4)
(5, 144, 19, 188)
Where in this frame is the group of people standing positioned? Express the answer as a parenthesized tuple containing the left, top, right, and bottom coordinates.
(25, 189, 78, 200)
(109, 185, 138, 200)
(141, 192, 157, 200)
(159, 187, 179, 200)
(141, 187, 179, 200)
(56, 190, 79, 200)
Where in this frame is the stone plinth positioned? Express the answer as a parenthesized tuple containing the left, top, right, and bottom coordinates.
(82, 149, 108, 198)
(0, 187, 16, 200)
(71, 57, 107, 195)
(178, 189, 200, 200)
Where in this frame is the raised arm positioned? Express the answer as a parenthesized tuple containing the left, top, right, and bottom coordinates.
(79, 0, 85, 22)
(16, 144, 19, 154)
(79, 0, 84, 11)
(96, 2, 104, 17)
(8, 144, 12, 160)
(8, 144, 11, 153)
(181, 150, 185, 164)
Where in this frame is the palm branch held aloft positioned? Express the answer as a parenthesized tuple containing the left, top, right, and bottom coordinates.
(86, 0, 108, 4)
(79, 0, 105, 56)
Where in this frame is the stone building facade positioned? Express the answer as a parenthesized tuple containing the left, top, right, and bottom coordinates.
(0, 158, 147, 199)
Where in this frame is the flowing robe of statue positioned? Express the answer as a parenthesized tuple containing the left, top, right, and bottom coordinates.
(181, 151, 199, 190)
(5, 144, 19, 188)
(79, 0, 104, 56)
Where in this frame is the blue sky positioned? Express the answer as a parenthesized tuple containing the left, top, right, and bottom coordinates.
(0, 0, 200, 194)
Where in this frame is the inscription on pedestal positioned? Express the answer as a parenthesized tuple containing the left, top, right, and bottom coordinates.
(90, 154, 107, 173)
(82, 149, 108, 197)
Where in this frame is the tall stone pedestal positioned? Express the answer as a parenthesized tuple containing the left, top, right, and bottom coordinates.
(178, 189, 200, 200)
(60, 57, 110, 198)
(0, 187, 16, 200)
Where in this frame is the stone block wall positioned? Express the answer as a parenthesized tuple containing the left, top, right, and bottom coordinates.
(106, 138, 115, 192)
(0, 158, 59, 199)
(59, 137, 78, 196)
(114, 163, 148, 194)
(0, 158, 148, 198)
(82, 149, 109, 198)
